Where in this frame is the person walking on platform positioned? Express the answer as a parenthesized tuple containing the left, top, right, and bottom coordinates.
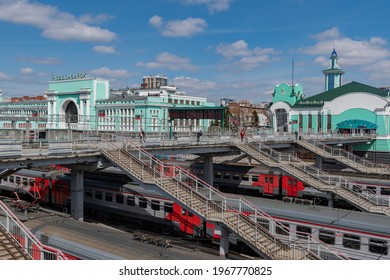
(139, 129, 146, 144)
(240, 129, 246, 142)
(197, 130, 202, 143)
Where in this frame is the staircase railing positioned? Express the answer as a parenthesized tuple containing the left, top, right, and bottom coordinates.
(299, 138, 389, 174)
(242, 141, 390, 209)
(0, 200, 68, 260)
(100, 139, 348, 260)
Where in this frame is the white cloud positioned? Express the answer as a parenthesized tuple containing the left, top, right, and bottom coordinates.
(149, 15, 207, 38)
(93, 45, 116, 54)
(20, 67, 34, 75)
(78, 13, 114, 24)
(301, 27, 390, 66)
(179, 0, 233, 13)
(216, 40, 279, 70)
(149, 15, 163, 28)
(363, 60, 390, 81)
(173, 76, 218, 93)
(0, 72, 10, 80)
(0, 0, 116, 42)
(90, 67, 130, 78)
(137, 52, 199, 71)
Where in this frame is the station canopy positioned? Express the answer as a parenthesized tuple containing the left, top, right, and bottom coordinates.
(336, 119, 377, 130)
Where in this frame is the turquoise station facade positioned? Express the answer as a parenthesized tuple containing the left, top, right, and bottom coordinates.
(270, 49, 390, 160)
(0, 74, 216, 137)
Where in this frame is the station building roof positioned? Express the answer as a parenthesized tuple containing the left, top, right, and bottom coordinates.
(293, 81, 387, 108)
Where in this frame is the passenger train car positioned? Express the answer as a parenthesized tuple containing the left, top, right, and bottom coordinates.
(189, 163, 390, 205)
(0, 167, 389, 260)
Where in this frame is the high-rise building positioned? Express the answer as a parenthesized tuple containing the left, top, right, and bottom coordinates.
(141, 75, 168, 89)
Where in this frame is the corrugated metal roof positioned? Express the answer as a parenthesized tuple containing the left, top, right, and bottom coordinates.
(293, 81, 387, 108)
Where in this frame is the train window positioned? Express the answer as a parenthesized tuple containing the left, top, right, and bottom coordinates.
(85, 189, 93, 198)
(369, 239, 388, 255)
(116, 194, 124, 204)
(264, 177, 268, 183)
(242, 175, 249, 181)
(215, 172, 221, 179)
(293, 179, 297, 186)
(127, 195, 135, 206)
(3, 177, 7, 182)
(288, 178, 292, 185)
(252, 176, 259, 182)
(105, 193, 113, 202)
(188, 211, 193, 217)
(276, 223, 289, 236)
(223, 173, 230, 179)
(232, 174, 240, 180)
(342, 234, 360, 250)
(269, 177, 274, 184)
(256, 218, 269, 231)
(381, 188, 390, 196)
(22, 178, 28, 186)
(9, 176, 14, 183)
(95, 191, 102, 200)
(296, 225, 311, 239)
(181, 209, 186, 215)
(164, 202, 173, 213)
(139, 197, 148, 208)
(15, 177, 21, 184)
(151, 200, 160, 211)
(319, 229, 335, 245)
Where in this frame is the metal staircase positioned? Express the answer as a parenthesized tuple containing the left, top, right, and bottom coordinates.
(233, 141, 390, 216)
(0, 200, 68, 260)
(296, 138, 389, 174)
(0, 225, 32, 260)
(100, 140, 348, 260)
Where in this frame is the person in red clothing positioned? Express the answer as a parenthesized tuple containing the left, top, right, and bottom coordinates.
(240, 129, 246, 142)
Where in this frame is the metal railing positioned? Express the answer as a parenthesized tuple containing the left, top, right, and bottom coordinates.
(0, 200, 68, 260)
(240, 141, 390, 209)
(100, 138, 347, 260)
(299, 138, 389, 174)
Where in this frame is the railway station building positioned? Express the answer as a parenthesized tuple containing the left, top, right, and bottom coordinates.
(0, 74, 219, 139)
(269, 49, 390, 161)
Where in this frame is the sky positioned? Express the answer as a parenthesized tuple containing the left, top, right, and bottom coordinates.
(1, 0, 390, 104)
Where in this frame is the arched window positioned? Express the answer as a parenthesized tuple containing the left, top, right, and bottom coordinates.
(65, 102, 78, 123)
(327, 114, 332, 132)
(308, 114, 312, 133)
(317, 113, 322, 132)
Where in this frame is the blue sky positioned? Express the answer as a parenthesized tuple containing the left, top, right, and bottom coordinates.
(1, 0, 390, 104)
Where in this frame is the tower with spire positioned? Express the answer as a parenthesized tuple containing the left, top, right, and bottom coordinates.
(322, 48, 345, 91)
